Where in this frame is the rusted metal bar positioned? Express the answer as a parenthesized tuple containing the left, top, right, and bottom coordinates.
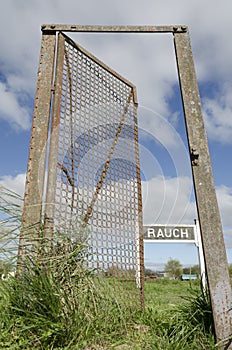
(41, 24, 187, 34)
(17, 31, 56, 270)
(133, 101, 145, 309)
(43, 33, 65, 241)
(174, 30, 232, 348)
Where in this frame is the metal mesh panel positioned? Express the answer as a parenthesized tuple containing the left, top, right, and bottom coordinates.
(44, 33, 143, 306)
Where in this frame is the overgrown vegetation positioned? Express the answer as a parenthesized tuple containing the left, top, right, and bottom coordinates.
(0, 243, 137, 349)
(0, 186, 217, 349)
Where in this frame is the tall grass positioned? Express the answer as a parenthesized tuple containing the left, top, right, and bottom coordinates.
(0, 186, 217, 349)
(0, 241, 134, 349)
(167, 286, 215, 349)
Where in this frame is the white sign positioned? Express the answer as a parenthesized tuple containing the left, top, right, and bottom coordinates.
(143, 225, 195, 242)
(143, 222, 206, 290)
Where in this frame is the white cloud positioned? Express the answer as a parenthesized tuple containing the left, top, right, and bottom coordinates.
(216, 185, 232, 227)
(1, 171, 231, 231)
(142, 176, 232, 251)
(0, 0, 232, 141)
(0, 82, 30, 130)
(142, 175, 197, 225)
(203, 83, 232, 143)
(138, 105, 187, 150)
(1, 170, 232, 252)
(0, 173, 26, 198)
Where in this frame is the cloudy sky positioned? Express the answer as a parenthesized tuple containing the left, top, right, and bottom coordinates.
(1, 0, 232, 268)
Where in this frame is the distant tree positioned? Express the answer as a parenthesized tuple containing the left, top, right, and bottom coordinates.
(165, 258, 183, 279)
(183, 265, 200, 275)
(144, 268, 156, 277)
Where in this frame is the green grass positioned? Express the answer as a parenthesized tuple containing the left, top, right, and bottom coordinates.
(143, 279, 215, 348)
(145, 278, 199, 309)
(0, 186, 218, 349)
(0, 273, 217, 349)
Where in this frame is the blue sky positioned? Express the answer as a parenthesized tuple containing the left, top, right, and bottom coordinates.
(1, 0, 232, 270)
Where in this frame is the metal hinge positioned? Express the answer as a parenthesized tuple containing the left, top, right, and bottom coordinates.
(190, 147, 199, 166)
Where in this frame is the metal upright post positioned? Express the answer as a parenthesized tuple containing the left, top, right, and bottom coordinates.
(174, 28, 232, 348)
(43, 33, 65, 241)
(17, 30, 56, 269)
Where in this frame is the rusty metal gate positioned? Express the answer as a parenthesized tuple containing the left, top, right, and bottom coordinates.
(18, 25, 232, 348)
(18, 31, 144, 307)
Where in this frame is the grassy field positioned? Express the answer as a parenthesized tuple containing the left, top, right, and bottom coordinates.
(0, 272, 217, 350)
(0, 187, 217, 349)
(145, 278, 200, 309)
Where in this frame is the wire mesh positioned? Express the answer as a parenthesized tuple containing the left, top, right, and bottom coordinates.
(45, 33, 144, 306)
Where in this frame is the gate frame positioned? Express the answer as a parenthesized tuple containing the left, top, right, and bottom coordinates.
(18, 25, 232, 348)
